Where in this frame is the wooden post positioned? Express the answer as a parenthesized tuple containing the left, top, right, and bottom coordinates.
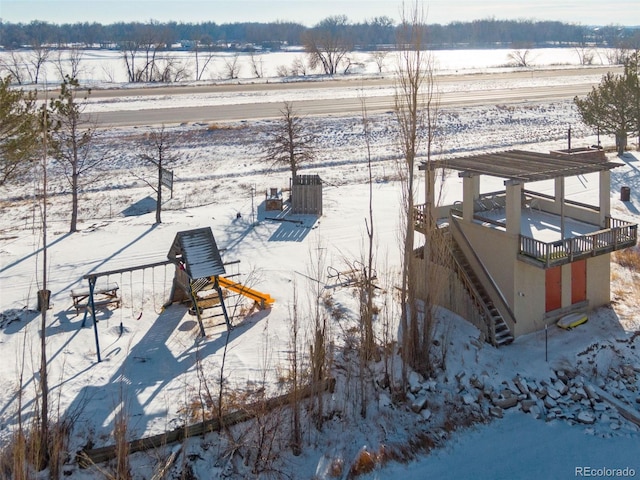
(214, 276, 233, 331)
(189, 280, 206, 337)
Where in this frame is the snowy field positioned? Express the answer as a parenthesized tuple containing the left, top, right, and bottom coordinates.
(1, 48, 639, 479)
(0, 46, 620, 87)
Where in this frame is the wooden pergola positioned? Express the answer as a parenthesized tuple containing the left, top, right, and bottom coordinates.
(420, 149, 621, 182)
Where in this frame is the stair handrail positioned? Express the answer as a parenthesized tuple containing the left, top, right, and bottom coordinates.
(449, 212, 517, 335)
(444, 233, 499, 345)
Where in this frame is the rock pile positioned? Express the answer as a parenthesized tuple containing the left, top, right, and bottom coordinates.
(404, 365, 640, 435)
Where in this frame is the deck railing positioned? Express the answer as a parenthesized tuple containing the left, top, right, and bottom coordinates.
(519, 217, 637, 267)
(415, 203, 638, 268)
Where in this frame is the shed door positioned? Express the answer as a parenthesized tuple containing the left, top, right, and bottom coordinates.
(545, 266, 562, 312)
(571, 260, 587, 304)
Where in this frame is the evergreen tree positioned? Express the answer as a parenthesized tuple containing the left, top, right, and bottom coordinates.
(574, 59, 640, 155)
(0, 76, 40, 185)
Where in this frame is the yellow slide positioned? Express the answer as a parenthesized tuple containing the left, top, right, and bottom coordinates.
(217, 276, 275, 309)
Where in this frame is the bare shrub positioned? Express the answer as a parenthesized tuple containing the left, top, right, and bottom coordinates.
(507, 48, 534, 67)
(348, 448, 376, 477)
(112, 406, 131, 480)
(370, 51, 389, 73)
(222, 54, 241, 80)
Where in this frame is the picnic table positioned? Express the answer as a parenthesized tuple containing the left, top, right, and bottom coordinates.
(71, 282, 120, 315)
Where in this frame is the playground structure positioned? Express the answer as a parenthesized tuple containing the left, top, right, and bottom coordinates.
(166, 227, 274, 335)
(77, 259, 173, 362)
(217, 276, 274, 310)
(76, 227, 274, 362)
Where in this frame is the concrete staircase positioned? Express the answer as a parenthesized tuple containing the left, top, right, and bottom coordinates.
(447, 231, 514, 346)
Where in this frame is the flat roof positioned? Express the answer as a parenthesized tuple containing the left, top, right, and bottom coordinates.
(421, 150, 622, 183)
(478, 207, 601, 242)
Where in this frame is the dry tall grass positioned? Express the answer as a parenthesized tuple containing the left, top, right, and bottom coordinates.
(613, 247, 640, 271)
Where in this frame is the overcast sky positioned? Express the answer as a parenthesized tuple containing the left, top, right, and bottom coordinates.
(2, 0, 639, 26)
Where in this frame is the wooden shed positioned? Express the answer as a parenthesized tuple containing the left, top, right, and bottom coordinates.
(291, 174, 323, 215)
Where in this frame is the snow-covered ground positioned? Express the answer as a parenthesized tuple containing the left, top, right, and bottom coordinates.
(1, 49, 639, 479)
(0, 47, 619, 87)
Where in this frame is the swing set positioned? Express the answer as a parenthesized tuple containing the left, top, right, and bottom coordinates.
(77, 259, 173, 362)
(76, 227, 275, 363)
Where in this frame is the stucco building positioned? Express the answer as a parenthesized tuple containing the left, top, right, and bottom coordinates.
(414, 149, 638, 346)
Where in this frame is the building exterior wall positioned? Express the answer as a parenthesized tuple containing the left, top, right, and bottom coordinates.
(586, 253, 611, 309)
(457, 220, 518, 309)
(513, 261, 547, 336)
(452, 221, 612, 337)
(411, 253, 490, 342)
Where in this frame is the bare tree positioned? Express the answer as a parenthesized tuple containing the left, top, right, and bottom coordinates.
(276, 65, 290, 77)
(137, 125, 178, 224)
(394, 2, 440, 376)
(48, 76, 105, 233)
(26, 44, 50, 84)
(507, 47, 534, 67)
(290, 56, 308, 76)
(263, 102, 315, 181)
(155, 56, 190, 82)
(0, 51, 27, 85)
(303, 15, 353, 75)
(121, 38, 142, 83)
(355, 95, 378, 420)
(222, 54, 241, 80)
(54, 47, 85, 81)
(120, 21, 170, 83)
(574, 45, 595, 66)
(288, 284, 302, 456)
(249, 51, 264, 78)
(192, 38, 216, 81)
(359, 96, 376, 364)
(370, 50, 390, 73)
(0, 45, 51, 86)
(307, 244, 330, 429)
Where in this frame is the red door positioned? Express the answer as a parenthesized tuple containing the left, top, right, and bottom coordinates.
(571, 260, 587, 304)
(545, 266, 562, 312)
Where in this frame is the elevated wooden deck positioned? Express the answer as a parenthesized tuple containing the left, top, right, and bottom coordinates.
(518, 216, 637, 268)
(415, 204, 637, 268)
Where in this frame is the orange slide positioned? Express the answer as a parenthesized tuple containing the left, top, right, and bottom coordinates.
(217, 276, 275, 309)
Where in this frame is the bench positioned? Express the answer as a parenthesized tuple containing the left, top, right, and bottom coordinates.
(71, 282, 121, 315)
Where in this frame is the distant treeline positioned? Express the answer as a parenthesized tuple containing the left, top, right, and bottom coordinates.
(1, 18, 639, 50)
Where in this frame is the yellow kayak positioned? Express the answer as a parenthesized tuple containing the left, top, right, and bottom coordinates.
(557, 313, 588, 330)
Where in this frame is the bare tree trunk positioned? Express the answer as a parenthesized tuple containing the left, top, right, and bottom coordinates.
(38, 105, 50, 471)
(70, 164, 79, 233)
(308, 244, 328, 430)
(156, 151, 163, 224)
(362, 99, 376, 361)
(137, 126, 177, 225)
(395, 2, 439, 376)
(289, 284, 302, 456)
